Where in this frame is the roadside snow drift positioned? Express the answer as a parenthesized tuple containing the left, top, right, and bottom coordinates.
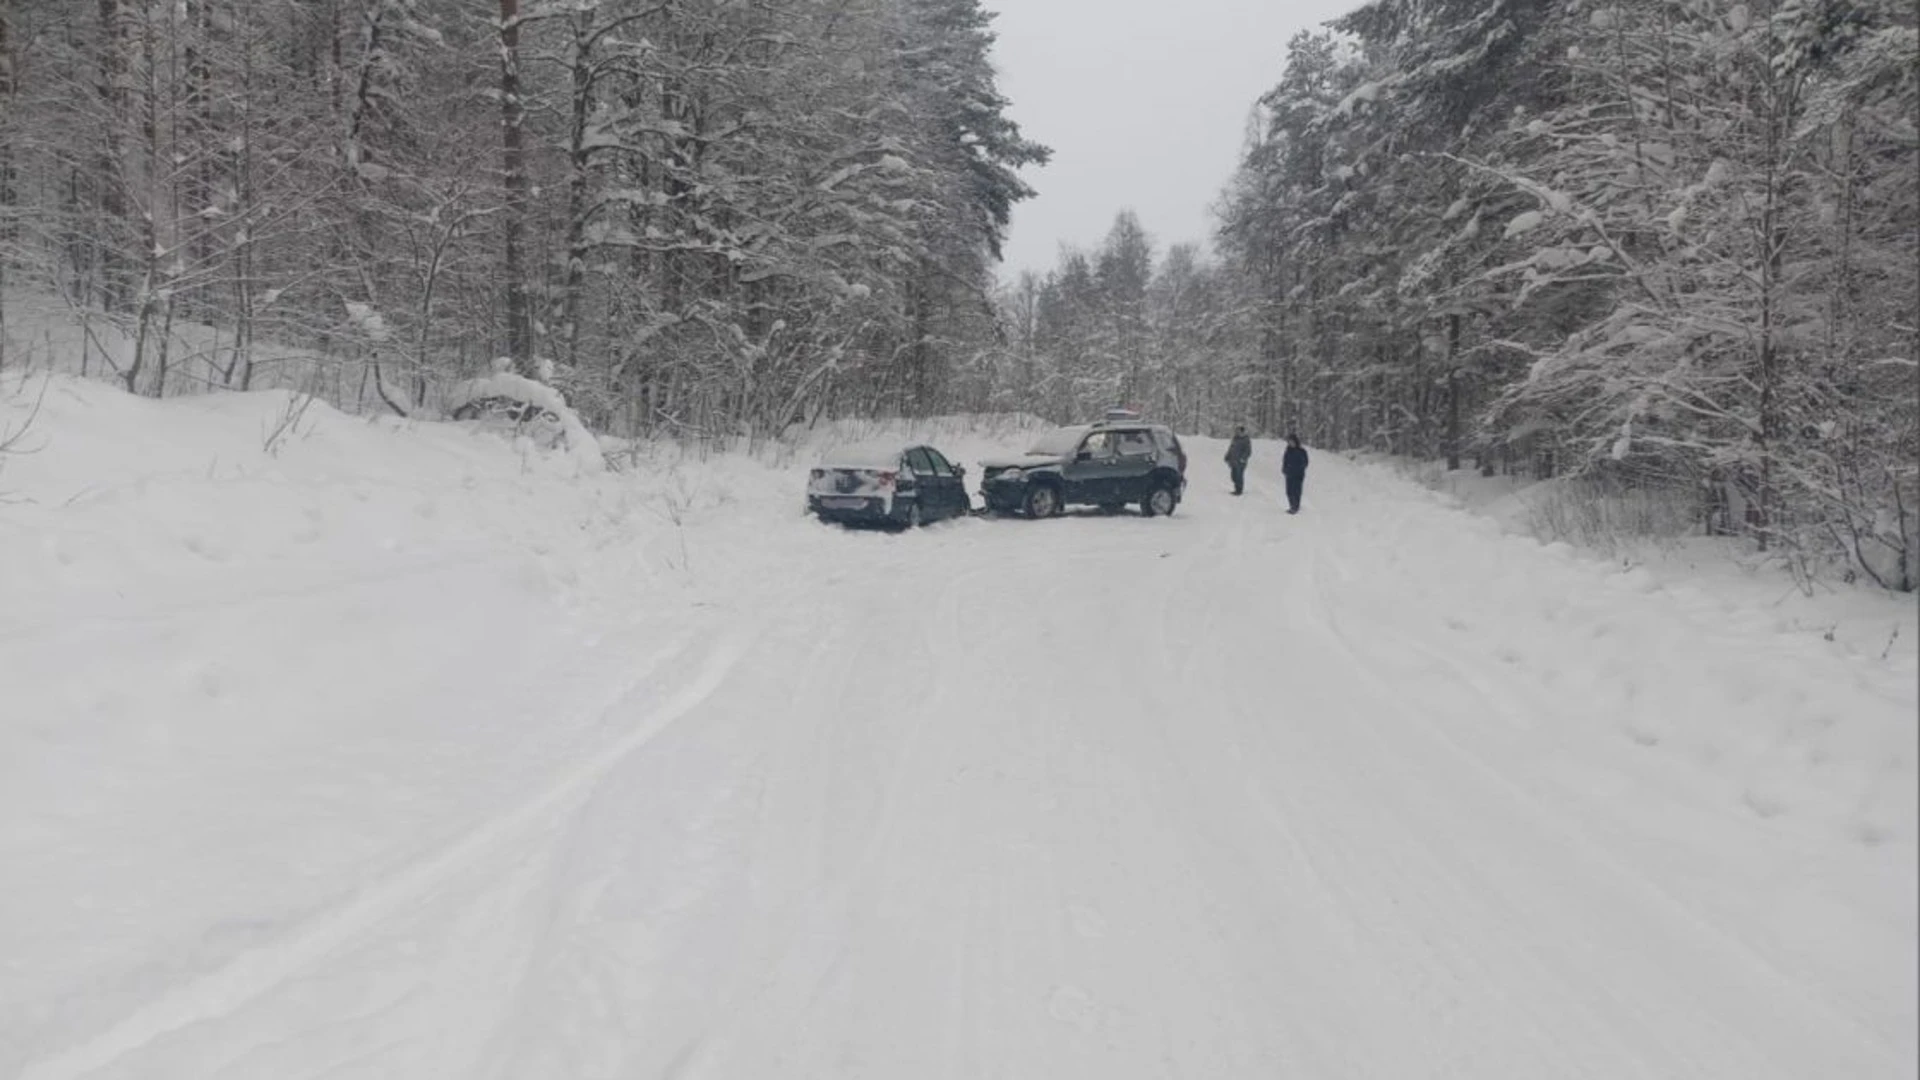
(2, 376, 1914, 1079)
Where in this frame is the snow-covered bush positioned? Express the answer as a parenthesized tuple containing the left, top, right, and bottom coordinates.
(445, 363, 604, 473)
(1517, 476, 1701, 556)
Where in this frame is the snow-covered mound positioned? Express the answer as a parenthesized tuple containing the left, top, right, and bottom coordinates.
(444, 368, 605, 473)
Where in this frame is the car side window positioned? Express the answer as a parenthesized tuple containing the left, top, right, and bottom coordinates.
(1080, 432, 1115, 459)
(903, 448, 935, 476)
(924, 449, 956, 478)
(1115, 430, 1154, 457)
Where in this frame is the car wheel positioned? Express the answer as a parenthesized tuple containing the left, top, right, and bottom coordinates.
(1143, 483, 1178, 517)
(1023, 484, 1060, 519)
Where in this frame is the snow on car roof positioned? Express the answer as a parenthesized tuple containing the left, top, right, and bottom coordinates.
(818, 442, 910, 468)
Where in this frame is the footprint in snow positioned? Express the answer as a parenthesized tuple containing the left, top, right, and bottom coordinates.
(294, 508, 325, 543)
(1854, 820, 1891, 847)
(1623, 722, 1662, 747)
(1742, 788, 1788, 819)
(182, 535, 231, 562)
(1048, 985, 1099, 1029)
(1068, 905, 1108, 939)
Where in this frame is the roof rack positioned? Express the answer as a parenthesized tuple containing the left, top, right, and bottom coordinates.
(1101, 407, 1142, 422)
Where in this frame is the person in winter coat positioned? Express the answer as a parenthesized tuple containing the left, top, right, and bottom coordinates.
(1224, 425, 1253, 495)
(1281, 434, 1309, 514)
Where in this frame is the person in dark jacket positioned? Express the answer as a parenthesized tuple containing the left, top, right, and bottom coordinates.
(1281, 434, 1309, 514)
(1224, 425, 1253, 495)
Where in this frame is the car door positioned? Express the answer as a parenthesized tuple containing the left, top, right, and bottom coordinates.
(1063, 430, 1118, 504)
(922, 447, 967, 519)
(1109, 428, 1159, 502)
(902, 448, 937, 517)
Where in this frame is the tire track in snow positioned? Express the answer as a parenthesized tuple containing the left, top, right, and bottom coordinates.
(0, 552, 511, 642)
(550, 549, 1006, 1078)
(17, 626, 759, 1080)
(1289, 536, 1904, 1075)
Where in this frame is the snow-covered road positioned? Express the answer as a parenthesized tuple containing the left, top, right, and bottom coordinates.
(5, 393, 1913, 1078)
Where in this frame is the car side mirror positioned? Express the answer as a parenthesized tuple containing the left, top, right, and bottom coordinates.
(1076, 450, 1093, 461)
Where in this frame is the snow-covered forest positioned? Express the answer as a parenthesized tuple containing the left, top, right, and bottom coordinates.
(0, 0, 1915, 588)
(0, 0, 1046, 430)
(994, 0, 1918, 590)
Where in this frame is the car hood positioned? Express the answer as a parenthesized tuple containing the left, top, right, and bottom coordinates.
(980, 452, 1068, 470)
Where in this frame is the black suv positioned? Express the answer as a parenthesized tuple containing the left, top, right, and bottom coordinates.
(979, 420, 1188, 518)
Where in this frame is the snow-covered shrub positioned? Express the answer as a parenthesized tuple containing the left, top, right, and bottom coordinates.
(1519, 475, 1701, 555)
(444, 366, 604, 473)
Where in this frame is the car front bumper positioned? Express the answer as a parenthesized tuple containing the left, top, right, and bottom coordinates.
(979, 478, 1029, 511)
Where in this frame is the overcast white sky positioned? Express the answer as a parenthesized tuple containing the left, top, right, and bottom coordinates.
(988, 0, 1364, 282)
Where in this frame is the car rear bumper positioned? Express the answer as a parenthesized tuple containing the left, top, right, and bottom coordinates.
(810, 494, 909, 522)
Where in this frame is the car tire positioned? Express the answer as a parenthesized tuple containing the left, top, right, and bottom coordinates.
(1143, 483, 1178, 518)
(1023, 484, 1060, 519)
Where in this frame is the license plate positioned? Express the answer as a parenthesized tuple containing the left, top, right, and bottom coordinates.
(822, 497, 867, 510)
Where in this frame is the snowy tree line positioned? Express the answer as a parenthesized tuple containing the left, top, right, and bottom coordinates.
(0, 0, 1045, 435)
(990, 0, 1916, 589)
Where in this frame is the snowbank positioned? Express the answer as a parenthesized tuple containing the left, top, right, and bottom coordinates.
(0, 290, 363, 403)
(1377, 455, 1919, 671)
(0, 372, 675, 1071)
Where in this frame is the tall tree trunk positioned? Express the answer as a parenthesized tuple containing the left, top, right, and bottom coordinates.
(233, 0, 257, 389)
(97, 0, 130, 313)
(183, 0, 215, 321)
(1751, 14, 1801, 553)
(1445, 313, 1462, 471)
(561, 11, 594, 371)
(0, 0, 14, 370)
(129, 3, 165, 396)
(499, 0, 533, 373)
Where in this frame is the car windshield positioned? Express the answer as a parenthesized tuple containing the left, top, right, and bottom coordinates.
(1026, 426, 1090, 456)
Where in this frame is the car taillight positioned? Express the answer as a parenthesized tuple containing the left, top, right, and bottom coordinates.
(811, 469, 825, 480)
(875, 470, 897, 489)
